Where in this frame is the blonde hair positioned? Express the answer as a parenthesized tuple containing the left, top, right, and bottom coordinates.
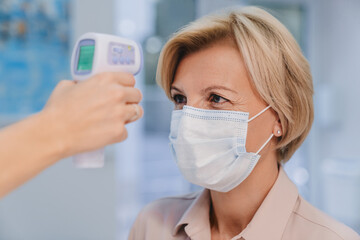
(156, 6, 314, 162)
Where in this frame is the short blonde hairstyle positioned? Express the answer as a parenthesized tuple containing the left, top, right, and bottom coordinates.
(156, 6, 313, 162)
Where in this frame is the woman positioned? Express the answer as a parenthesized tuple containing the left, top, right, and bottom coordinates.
(129, 7, 359, 240)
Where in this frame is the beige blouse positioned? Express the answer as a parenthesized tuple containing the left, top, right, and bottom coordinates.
(128, 167, 360, 240)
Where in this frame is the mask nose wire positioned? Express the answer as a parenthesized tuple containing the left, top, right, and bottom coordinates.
(247, 105, 271, 122)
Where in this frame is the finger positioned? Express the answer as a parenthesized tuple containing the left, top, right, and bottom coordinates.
(96, 72, 136, 87)
(127, 104, 144, 124)
(113, 72, 136, 87)
(121, 104, 143, 124)
(118, 126, 128, 142)
(120, 87, 143, 103)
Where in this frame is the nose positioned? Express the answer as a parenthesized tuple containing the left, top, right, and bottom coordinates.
(184, 97, 207, 110)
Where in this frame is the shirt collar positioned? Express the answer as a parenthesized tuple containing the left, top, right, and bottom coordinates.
(173, 166, 299, 240)
(172, 189, 211, 239)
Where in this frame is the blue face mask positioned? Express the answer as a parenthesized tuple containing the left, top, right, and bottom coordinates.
(169, 105, 273, 192)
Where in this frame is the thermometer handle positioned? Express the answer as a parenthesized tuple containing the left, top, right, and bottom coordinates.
(70, 33, 142, 168)
(73, 148, 105, 168)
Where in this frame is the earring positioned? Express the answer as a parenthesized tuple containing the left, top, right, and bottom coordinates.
(277, 130, 281, 135)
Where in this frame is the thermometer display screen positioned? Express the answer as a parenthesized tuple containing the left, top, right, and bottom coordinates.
(77, 45, 95, 71)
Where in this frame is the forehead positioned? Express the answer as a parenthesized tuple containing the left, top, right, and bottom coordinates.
(172, 40, 251, 93)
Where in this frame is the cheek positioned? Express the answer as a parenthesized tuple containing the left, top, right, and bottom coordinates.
(245, 123, 263, 153)
(245, 115, 275, 153)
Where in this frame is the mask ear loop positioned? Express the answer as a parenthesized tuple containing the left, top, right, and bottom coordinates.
(256, 134, 274, 155)
(246, 105, 273, 155)
(247, 105, 271, 122)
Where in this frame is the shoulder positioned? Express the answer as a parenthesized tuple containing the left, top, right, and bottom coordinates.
(289, 196, 360, 240)
(139, 191, 199, 222)
(128, 191, 200, 240)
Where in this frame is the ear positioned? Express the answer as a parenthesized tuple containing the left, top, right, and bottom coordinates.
(272, 118, 283, 137)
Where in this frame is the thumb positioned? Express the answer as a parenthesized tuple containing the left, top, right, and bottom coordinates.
(56, 80, 76, 89)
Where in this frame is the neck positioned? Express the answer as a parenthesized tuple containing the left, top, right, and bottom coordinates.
(210, 153, 279, 238)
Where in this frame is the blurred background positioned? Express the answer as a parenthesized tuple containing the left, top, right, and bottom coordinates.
(0, 0, 359, 239)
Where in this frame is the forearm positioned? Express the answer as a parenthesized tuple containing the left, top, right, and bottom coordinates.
(0, 112, 64, 198)
(0, 73, 143, 198)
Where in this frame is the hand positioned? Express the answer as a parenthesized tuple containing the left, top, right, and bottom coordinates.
(42, 72, 143, 158)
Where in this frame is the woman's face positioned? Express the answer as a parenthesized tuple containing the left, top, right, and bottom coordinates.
(171, 39, 281, 155)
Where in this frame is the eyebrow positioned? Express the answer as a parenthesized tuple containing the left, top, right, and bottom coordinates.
(202, 85, 238, 94)
(170, 85, 238, 95)
(170, 86, 183, 93)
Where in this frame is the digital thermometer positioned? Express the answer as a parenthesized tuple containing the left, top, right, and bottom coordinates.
(71, 32, 142, 168)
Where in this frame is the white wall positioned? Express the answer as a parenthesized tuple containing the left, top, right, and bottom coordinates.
(72, 0, 116, 41)
(307, 0, 360, 231)
(0, 158, 117, 240)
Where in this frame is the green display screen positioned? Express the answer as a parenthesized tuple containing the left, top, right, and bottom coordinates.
(77, 45, 95, 71)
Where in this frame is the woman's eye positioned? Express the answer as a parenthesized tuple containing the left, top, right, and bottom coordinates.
(209, 94, 229, 104)
(173, 94, 187, 104)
